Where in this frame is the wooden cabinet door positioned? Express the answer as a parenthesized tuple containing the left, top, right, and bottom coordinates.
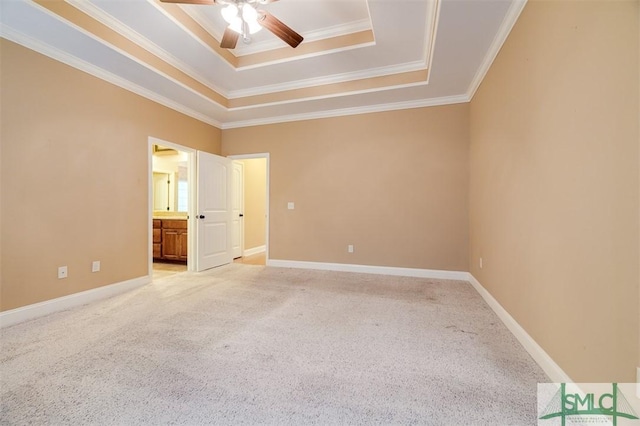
(158, 219, 187, 262)
(178, 230, 188, 261)
(162, 229, 181, 260)
(153, 243, 162, 259)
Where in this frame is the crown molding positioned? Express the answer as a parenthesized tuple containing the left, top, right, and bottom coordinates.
(31, 0, 229, 107)
(116, 0, 417, 97)
(221, 93, 469, 129)
(227, 0, 439, 96)
(228, 76, 429, 111)
(232, 34, 376, 72)
(2, 0, 523, 132)
(0, 25, 223, 128)
(228, 60, 427, 99)
(466, 0, 527, 99)
(66, 0, 229, 97)
(424, 0, 441, 84)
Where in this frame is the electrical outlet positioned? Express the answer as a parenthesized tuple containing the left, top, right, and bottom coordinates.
(480, 257, 483, 269)
(348, 245, 354, 253)
(92, 261, 101, 272)
(58, 266, 68, 279)
(287, 202, 295, 210)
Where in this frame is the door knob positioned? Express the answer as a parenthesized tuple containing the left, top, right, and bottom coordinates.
(198, 215, 205, 219)
(239, 213, 244, 217)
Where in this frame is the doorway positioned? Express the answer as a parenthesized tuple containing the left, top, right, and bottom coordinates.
(148, 138, 195, 278)
(229, 154, 269, 265)
(148, 143, 269, 277)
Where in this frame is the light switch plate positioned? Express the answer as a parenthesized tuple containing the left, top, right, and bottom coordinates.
(287, 202, 295, 210)
(92, 261, 101, 272)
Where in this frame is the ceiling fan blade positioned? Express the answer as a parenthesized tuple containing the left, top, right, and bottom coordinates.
(159, 0, 216, 4)
(256, 0, 279, 4)
(258, 11, 303, 48)
(220, 27, 239, 49)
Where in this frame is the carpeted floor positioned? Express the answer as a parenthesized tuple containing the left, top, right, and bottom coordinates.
(0, 264, 548, 425)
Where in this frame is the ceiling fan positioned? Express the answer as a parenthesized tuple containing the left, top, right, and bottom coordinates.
(159, 0, 304, 50)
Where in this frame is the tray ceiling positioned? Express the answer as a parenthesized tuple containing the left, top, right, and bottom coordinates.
(0, 0, 526, 128)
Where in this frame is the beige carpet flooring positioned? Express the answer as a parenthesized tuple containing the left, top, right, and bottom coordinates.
(0, 264, 548, 424)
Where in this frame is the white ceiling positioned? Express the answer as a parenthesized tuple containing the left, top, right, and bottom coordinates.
(0, 0, 526, 129)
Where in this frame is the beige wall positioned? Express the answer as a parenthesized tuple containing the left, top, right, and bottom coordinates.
(238, 158, 267, 251)
(222, 105, 469, 271)
(469, 0, 639, 382)
(0, 39, 221, 311)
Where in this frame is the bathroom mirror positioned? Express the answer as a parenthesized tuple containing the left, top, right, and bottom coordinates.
(153, 171, 173, 211)
(152, 145, 188, 214)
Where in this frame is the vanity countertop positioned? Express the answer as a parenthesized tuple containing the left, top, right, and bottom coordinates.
(153, 216, 188, 220)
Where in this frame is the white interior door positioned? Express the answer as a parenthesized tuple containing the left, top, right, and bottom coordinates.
(196, 151, 233, 272)
(231, 161, 244, 259)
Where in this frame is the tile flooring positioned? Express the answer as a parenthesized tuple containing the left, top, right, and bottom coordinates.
(152, 262, 187, 280)
(233, 252, 266, 266)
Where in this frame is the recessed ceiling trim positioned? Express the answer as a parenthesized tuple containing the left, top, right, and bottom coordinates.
(221, 94, 470, 130)
(67, 0, 229, 98)
(228, 60, 427, 99)
(34, 0, 229, 107)
(228, 69, 429, 110)
(2, 0, 524, 130)
(423, 0, 441, 84)
(234, 30, 375, 71)
(14, 0, 438, 115)
(0, 25, 223, 128)
(158, 1, 377, 71)
(151, 0, 240, 68)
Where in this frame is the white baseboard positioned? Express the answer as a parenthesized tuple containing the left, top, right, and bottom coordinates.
(467, 273, 572, 383)
(243, 245, 266, 257)
(0, 275, 150, 328)
(266, 259, 468, 281)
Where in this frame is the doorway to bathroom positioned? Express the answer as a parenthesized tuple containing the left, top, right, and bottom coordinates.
(149, 139, 193, 279)
(148, 142, 269, 278)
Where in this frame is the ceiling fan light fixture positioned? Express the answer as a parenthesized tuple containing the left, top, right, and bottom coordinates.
(246, 20, 262, 35)
(160, 0, 302, 49)
(228, 18, 243, 34)
(242, 4, 262, 34)
(221, 4, 239, 24)
(241, 4, 257, 21)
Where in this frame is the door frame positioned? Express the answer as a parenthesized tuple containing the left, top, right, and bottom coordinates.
(148, 137, 197, 275)
(232, 161, 245, 259)
(227, 153, 270, 262)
